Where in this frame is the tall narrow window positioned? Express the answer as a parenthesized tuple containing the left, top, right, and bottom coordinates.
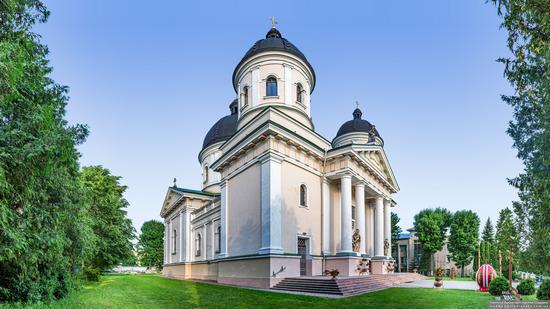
(172, 229, 177, 254)
(266, 76, 278, 96)
(243, 86, 249, 107)
(204, 165, 209, 183)
(195, 233, 202, 257)
(296, 83, 303, 103)
(299, 184, 307, 207)
(215, 225, 221, 253)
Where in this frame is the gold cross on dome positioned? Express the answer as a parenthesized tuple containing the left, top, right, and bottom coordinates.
(270, 16, 277, 28)
(356, 101, 360, 109)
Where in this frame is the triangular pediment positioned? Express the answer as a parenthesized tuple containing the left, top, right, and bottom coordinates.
(356, 148, 399, 191)
(160, 188, 183, 216)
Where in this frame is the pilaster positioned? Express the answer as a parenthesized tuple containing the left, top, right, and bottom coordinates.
(258, 152, 284, 255)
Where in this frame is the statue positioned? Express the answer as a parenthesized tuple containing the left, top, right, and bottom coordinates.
(386, 260, 395, 274)
(356, 259, 370, 276)
(368, 125, 376, 143)
(352, 229, 361, 252)
(384, 238, 390, 256)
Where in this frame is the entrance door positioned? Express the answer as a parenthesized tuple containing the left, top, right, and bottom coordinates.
(298, 237, 308, 276)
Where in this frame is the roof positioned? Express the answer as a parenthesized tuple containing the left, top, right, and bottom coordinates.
(202, 100, 238, 150)
(171, 186, 219, 197)
(335, 107, 382, 140)
(232, 27, 316, 93)
(398, 232, 411, 240)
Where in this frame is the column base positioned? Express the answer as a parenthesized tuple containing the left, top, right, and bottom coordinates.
(370, 257, 395, 275)
(336, 251, 359, 257)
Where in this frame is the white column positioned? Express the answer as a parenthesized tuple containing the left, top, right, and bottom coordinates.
(252, 67, 260, 107)
(219, 181, 228, 257)
(179, 211, 184, 262)
(185, 210, 192, 261)
(258, 152, 283, 254)
(374, 196, 384, 257)
(384, 199, 392, 258)
(284, 64, 292, 105)
(339, 174, 353, 254)
(354, 182, 366, 255)
(322, 178, 331, 254)
(168, 220, 173, 263)
(367, 203, 374, 256)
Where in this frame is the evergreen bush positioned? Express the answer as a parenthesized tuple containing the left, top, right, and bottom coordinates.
(537, 280, 550, 300)
(517, 278, 536, 295)
(488, 277, 510, 296)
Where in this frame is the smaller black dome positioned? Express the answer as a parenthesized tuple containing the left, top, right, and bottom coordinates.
(335, 107, 381, 140)
(202, 100, 238, 149)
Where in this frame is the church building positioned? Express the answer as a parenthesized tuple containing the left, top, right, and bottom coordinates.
(160, 22, 399, 289)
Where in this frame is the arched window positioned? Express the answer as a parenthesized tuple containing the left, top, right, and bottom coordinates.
(195, 233, 202, 257)
(266, 76, 278, 96)
(172, 229, 177, 254)
(296, 83, 303, 103)
(215, 225, 221, 253)
(299, 184, 307, 207)
(243, 86, 249, 107)
(204, 165, 209, 183)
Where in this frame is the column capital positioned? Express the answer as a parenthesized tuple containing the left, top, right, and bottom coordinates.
(353, 181, 366, 188)
(322, 177, 330, 184)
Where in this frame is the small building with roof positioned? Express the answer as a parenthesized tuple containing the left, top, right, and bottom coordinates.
(160, 21, 400, 288)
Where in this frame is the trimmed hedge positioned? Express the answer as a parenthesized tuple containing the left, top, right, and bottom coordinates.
(489, 277, 510, 296)
(537, 280, 550, 300)
(517, 278, 536, 295)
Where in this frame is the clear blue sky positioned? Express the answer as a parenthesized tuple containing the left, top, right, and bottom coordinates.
(37, 0, 522, 234)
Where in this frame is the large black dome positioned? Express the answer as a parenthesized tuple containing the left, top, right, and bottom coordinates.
(232, 27, 315, 92)
(202, 100, 238, 149)
(335, 108, 382, 140)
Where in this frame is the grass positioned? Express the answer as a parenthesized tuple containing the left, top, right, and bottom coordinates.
(8, 274, 500, 309)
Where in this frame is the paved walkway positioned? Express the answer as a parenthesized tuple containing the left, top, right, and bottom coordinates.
(396, 280, 519, 290)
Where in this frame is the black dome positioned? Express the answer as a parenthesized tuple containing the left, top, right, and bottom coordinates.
(335, 107, 382, 140)
(232, 27, 316, 92)
(202, 100, 238, 149)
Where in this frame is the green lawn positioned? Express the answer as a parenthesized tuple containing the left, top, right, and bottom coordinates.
(8, 274, 500, 308)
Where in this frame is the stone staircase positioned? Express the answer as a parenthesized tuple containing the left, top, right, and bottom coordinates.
(272, 273, 425, 296)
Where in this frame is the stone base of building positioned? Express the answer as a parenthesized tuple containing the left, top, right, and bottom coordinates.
(370, 257, 395, 275)
(162, 254, 394, 288)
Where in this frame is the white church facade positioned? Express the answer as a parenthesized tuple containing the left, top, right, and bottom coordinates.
(160, 23, 399, 289)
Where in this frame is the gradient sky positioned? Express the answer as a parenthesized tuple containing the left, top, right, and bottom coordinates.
(37, 0, 523, 235)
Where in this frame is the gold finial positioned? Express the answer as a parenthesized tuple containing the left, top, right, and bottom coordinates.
(173, 177, 177, 187)
(270, 16, 277, 29)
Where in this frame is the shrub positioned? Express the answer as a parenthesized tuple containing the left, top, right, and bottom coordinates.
(489, 277, 511, 296)
(84, 267, 101, 282)
(537, 280, 550, 300)
(517, 278, 536, 295)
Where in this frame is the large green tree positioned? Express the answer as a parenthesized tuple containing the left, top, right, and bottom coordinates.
(137, 220, 165, 269)
(0, 0, 91, 302)
(80, 166, 135, 272)
(413, 208, 452, 274)
(489, 0, 550, 275)
(448, 210, 480, 276)
(391, 212, 402, 245)
(495, 208, 519, 277)
(481, 218, 495, 243)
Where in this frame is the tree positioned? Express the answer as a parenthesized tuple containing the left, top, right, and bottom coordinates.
(448, 210, 480, 276)
(391, 212, 402, 245)
(137, 220, 165, 269)
(413, 208, 452, 274)
(80, 166, 135, 272)
(0, 0, 91, 302)
(495, 208, 519, 277)
(482, 218, 495, 243)
(489, 0, 550, 275)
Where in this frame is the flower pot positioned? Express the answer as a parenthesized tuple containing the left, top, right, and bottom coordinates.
(434, 279, 443, 288)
